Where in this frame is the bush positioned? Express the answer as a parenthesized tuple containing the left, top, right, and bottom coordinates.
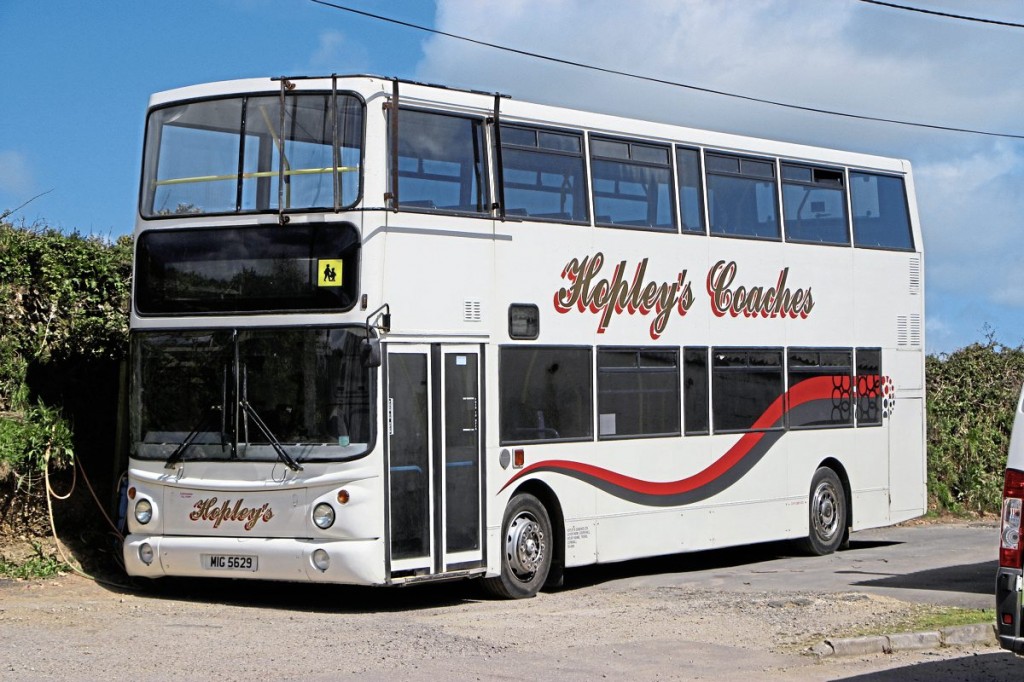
(0, 402, 74, 480)
(0, 219, 130, 496)
(926, 336, 1024, 514)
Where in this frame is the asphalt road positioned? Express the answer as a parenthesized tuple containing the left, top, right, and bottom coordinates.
(1, 520, 1020, 681)
(582, 518, 998, 609)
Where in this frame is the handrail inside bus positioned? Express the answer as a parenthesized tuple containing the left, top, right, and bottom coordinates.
(152, 166, 359, 187)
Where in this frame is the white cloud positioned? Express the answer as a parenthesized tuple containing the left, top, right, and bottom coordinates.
(306, 29, 370, 74)
(419, 0, 1024, 137)
(0, 150, 34, 198)
(914, 142, 1024, 304)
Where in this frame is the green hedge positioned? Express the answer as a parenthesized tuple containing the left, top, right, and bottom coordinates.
(926, 338, 1024, 514)
(0, 220, 131, 480)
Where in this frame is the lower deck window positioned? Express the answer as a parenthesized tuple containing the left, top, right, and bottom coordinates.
(856, 348, 883, 426)
(499, 347, 593, 443)
(712, 348, 784, 432)
(683, 348, 710, 435)
(787, 349, 853, 429)
(597, 348, 680, 439)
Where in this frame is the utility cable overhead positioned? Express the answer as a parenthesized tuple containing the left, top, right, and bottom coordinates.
(857, 0, 1024, 29)
(308, 0, 1024, 141)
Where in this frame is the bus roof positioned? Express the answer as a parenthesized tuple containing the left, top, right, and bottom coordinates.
(148, 74, 910, 175)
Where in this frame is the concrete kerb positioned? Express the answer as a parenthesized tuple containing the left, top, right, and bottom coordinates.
(809, 623, 997, 658)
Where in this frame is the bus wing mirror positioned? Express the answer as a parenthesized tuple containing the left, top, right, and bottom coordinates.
(361, 338, 381, 368)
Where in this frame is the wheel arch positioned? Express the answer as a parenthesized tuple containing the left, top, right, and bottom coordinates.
(818, 456, 853, 530)
(508, 479, 565, 588)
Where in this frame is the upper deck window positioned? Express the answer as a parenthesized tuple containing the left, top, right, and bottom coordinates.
(499, 124, 588, 222)
(590, 136, 676, 231)
(395, 109, 490, 214)
(781, 164, 849, 245)
(706, 153, 780, 240)
(142, 93, 363, 217)
(850, 172, 914, 250)
(676, 147, 706, 234)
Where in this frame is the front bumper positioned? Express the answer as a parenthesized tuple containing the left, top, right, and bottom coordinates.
(123, 534, 385, 585)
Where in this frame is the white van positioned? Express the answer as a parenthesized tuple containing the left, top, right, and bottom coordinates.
(997, 385, 1024, 653)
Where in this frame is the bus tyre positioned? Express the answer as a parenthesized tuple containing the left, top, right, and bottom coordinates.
(799, 467, 847, 556)
(484, 493, 552, 599)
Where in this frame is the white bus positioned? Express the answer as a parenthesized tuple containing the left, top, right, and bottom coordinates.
(123, 75, 926, 598)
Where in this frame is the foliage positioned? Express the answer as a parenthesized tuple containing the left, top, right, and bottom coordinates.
(0, 219, 131, 477)
(0, 402, 74, 479)
(926, 336, 1024, 514)
(0, 544, 64, 579)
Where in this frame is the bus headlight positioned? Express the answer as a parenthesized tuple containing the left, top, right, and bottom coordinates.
(135, 499, 153, 525)
(312, 503, 335, 529)
(139, 543, 155, 566)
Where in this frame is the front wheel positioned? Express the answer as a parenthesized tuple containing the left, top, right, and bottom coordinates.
(483, 493, 552, 599)
(798, 467, 847, 556)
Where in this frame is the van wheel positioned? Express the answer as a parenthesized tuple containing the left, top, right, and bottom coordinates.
(483, 493, 552, 599)
(798, 467, 847, 556)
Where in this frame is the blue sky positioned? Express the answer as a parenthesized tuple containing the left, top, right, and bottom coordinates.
(2, 0, 1022, 354)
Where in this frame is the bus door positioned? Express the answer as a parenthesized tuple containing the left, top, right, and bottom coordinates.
(385, 344, 484, 577)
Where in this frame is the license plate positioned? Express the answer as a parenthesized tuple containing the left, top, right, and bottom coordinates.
(202, 554, 258, 572)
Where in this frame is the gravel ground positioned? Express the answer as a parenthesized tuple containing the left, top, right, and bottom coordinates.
(0, 569, 1005, 681)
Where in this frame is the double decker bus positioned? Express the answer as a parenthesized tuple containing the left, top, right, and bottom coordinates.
(123, 75, 925, 598)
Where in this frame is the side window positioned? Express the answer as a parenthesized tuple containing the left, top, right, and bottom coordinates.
(499, 347, 593, 443)
(850, 172, 914, 250)
(499, 125, 588, 222)
(706, 153, 780, 240)
(395, 109, 489, 213)
(855, 348, 883, 426)
(597, 348, 680, 439)
(781, 164, 849, 245)
(787, 349, 853, 429)
(683, 347, 709, 435)
(712, 348, 784, 432)
(676, 147, 706, 234)
(590, 136, 676, 231)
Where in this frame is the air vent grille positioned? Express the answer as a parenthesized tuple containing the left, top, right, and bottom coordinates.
(464, 300, 482, 322)
(897, 314, 922, 347)
(908, 257, 921, 295)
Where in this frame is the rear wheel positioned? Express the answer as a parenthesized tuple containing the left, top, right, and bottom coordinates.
(798, 467, 847, 556)
(483, 493, 552, 599)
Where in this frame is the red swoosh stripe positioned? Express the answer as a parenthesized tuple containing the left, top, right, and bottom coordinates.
(500, 374, 860, 504)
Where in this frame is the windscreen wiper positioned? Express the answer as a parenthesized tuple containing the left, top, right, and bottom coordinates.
(164, 405, 221, 469)
(239, 398, 303, 472)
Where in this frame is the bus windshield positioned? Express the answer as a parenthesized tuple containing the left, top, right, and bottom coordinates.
(141, 93, 363, 217)
(131, 327, 374, 464)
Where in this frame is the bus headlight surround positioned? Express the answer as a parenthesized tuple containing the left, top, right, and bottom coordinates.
(135, 499, 153, 525)
(313, 503, 335, 529)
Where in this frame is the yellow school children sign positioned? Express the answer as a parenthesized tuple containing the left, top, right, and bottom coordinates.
(318, 259, 343, 287)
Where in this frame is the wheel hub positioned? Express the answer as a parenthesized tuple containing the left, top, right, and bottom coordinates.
(812, 482, 839, 540)
(506, 513, 546, 579)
